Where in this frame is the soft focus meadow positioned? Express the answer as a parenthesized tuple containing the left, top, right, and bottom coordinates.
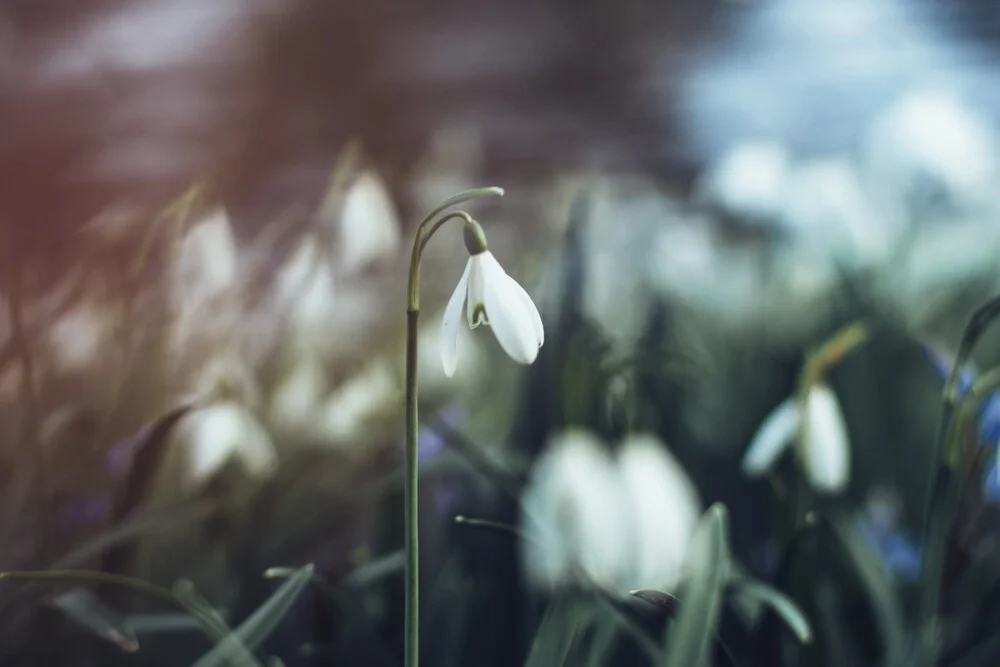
(5, 1, 1000, 666)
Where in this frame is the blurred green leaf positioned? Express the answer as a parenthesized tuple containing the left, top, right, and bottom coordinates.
(191, 564, 313, 667)
(172, 579, 256, 664)
(49, 588, 138, 653)
(662, 503, 731, 667)
(524, 593, 598, 667)
(728, 577, 812, 645)
(585, 614, 620, 667)
(825, 513, 907, 666)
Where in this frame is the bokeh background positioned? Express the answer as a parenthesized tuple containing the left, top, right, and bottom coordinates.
(3, 0, 1000, 665)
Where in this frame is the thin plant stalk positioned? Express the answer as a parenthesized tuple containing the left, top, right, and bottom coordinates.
(403, 187, 504, 667)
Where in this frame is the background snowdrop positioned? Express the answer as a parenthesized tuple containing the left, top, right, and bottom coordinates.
(520, 429, 702, 596)
(800, 382, 852, 494)
(173, 400, 277, 494)
(168, 207, 241, 355)
(742, 382, 852, 494)
(519, 430, 633, 592)
(336, 169, 402, 274)
(617, 434, 702, 593)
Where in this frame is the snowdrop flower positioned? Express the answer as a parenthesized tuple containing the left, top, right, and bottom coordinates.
(862, 90, 998, 225)
(337, 169, 401, 274)
(169, 208, 240, 351)
(267, 346, 327, 440)
(741, 396, 800, 477)
(741, 382, 851, 493)
(173, 400, 277, 493)
(440, 223, 544, 377)
(694, 140, 790, 227)
(800, 383, 851, 493)
(617, 434, 702, 593)
(521, 430, 702, 596)
(519, 431, 631, 592)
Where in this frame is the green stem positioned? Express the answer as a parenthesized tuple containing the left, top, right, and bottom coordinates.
(403, 186, 503, 667)
(0, 570, 229, 644)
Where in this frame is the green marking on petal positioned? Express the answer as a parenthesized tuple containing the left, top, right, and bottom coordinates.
(471, 303, 489, 328)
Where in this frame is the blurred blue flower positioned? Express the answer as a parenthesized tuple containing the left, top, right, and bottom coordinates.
(984, 464, 1000, 504)
(418, 405, 462, 465)
(857, 515, 923, 582)
(922, 344, 975, 397)
(978, 395, 1000, 450)
(923, 344, 1000, 449)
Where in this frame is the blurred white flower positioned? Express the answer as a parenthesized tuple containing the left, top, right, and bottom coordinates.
(741, 396, 800, 477)
(172, 208, 238, 310)
(521, 430, 702, 596)
(862, 90, 998, 225)
(520, 431, 632, 592)
(337, 170, 401, 274)
(617, 434, 702, 593)
(779, 158, 891, 270)
(266, 347, 327, 440)
(273, 235, 337, 350)
(312, 360, 398, 447)
(174, 401, 277, 493)
(694, 140, 790, 226)
(741, 382, 851, 494)
(441, 250, 544, 377)
(48, 299, 114, 375)
(169, 208, 240, 350)
(801, 382, 851, 493)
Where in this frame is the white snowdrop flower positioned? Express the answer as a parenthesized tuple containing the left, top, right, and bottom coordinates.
(741, 396, 800, 477)
(170, 208, 240, 350)
(312, 360, 398, 447)
(48, 300, 113, 375)
(441, 227, 544, 377)
(800, 382, 851, 493)
(618, 434, 701, 593)
(862, 90, 998, 224)
(520, 430, 632, 592)
(780, 158, 891, 271)
(338, 170, 401, 274)
(521, 430, 703, 596)
(694, 140, 790, 226)
(172, 208, 238, 310)
(741, 383, 851, 493)
(175, 401, 277, 493)
(273, 235, 337, 349)
(267, 347, 327, 439)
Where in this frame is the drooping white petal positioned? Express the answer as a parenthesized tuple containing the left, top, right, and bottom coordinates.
(172, 208, 238, 310)
(520, 430, 631, 592)
(741, 396, 801, 477)
(48, 299, 113, 374)
(466, 254, 489, 328)
(267, 350, 327, 438)
(695, 140, 790, 227)
(441, 259, 471, 378)
(505, 267, 545, 348)
(618, 435, 701, 594)
(312, 360, 397, 447)
(273, 236, 337, 350)
(170, 208, 240, 349)
(338, 170, 402, 273)
(801, 383, 851, 493)
(479, 253, 543, 365)
(181, 402, 277, 492)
